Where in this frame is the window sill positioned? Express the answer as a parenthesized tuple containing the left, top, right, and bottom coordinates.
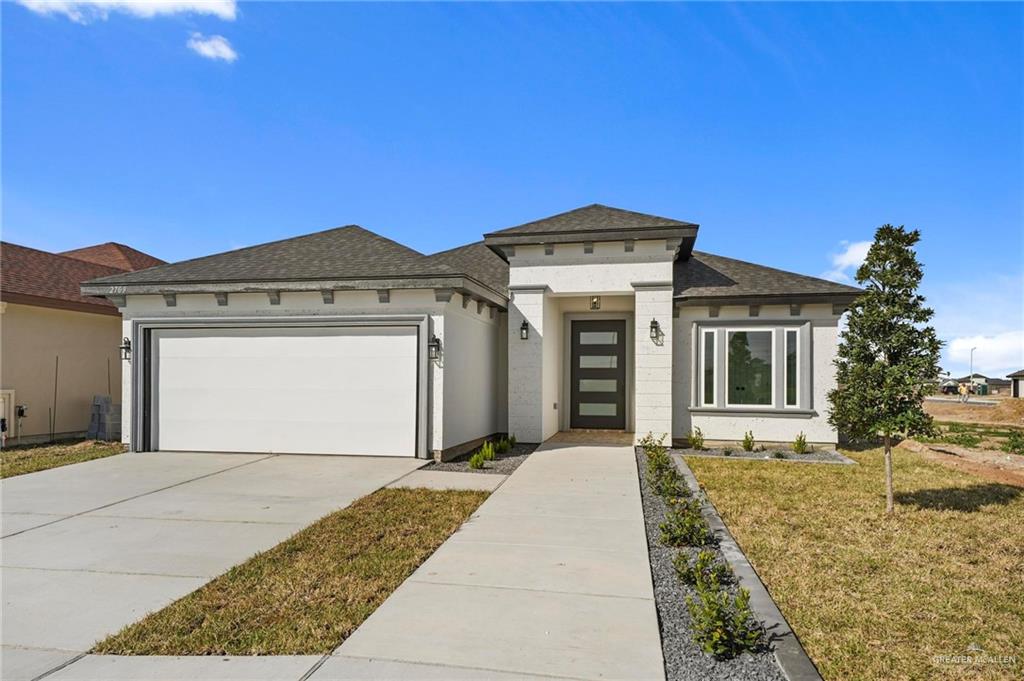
(689, 407, 818, 418)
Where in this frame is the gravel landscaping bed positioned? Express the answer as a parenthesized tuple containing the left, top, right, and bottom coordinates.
(425, 443, 537, 475)
(635, 449, 785, 681)
(672, 447, 854, 464)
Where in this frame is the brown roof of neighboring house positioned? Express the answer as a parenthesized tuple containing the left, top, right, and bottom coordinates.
(1008, 369, 1024, 379)
(61, 242, 165, 272)
(1, 242, 125, 314)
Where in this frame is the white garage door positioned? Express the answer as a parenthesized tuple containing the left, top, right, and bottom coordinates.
(151, 326, 418, 456)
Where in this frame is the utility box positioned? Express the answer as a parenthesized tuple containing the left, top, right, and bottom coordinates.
(87, 395, 121, 441)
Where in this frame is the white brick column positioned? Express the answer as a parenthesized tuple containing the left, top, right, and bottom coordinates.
(633, 283, 674, 443)
(507, 286, 547, 443)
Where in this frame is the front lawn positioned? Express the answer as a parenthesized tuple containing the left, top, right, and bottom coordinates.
(94, 487, 488, 655)
(1, 439, 126, 478)
(687, 449, 1023, 681)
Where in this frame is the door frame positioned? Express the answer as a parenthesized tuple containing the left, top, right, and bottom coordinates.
(561, 312, 634, 432)
(130, 315, 431, 458)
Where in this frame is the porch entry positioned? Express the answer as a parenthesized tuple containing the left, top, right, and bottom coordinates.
(570, 319, 627, 429)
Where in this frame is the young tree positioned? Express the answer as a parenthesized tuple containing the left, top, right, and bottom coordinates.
(828, 225, 942, 514)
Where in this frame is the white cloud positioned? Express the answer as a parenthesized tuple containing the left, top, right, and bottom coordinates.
(17, 0, 236, 23)
(822, 240, 872, 283)
(186, 32, 237, 62)
(946, 331, 1024, 378)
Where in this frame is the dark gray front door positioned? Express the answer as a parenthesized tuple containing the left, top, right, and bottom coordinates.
(570, 320, 627, 429)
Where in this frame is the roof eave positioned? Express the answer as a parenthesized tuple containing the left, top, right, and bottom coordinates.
(674, 291, 861, 308)
(484, 226, 699, 261)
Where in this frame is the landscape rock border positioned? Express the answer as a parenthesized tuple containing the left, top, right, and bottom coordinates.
(672, 453, 824, 681)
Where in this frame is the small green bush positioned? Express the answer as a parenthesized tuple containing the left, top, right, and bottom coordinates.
(468, 451, 486, 469)
(722, 449, 733, 457)
(686, 583, 762, 658)
(479, 441, 496, 461)
(660, 498, 714, 547)
(674, 549, 733, 586)
(509, 433, 517, 448)
(792, 432, 808, 454)
(741, 431, 755, 452)
(771, 451, 785, 459)
(1003, 430, 1024, 456)
(654, 466, 690, 499)
(494, 438, 511, 455)
(688, 427, 705, 451)
(943, 432, 983, 448)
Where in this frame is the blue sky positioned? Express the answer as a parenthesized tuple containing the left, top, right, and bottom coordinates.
(3, 1, 1022, 377)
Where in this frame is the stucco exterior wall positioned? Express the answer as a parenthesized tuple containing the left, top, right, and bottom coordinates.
(541, 295, 563, 440)
(672, 303, 840, 445)
(508, 240, 675, 294)
(1, 302, 121, 439)
(442, 295, 503, 449)
(633, 286, 673, 441)
(506, 288, 545, 443)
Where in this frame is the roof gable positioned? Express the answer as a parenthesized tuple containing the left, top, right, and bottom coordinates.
(485, 204, 697, 237)
(1, 242, 125, 313)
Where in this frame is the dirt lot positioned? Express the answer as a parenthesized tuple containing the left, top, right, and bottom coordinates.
(899, 439, 1024, 488)
(924, 395, 1024, 427)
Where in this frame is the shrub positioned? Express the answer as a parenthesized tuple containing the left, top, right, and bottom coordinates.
(479, 441, 496, 461)
(1003, 430, 1024, 456)
(722, 449, 733, 457)
(509, 433, 517, 447)
(741, 431, 755, 452)
(686, 583, 762, 658)
(654, 466, 690, 500)
(688, 427, 705, 451)
(792, 432, 808, 454)
(771, 451, 785, 459)
(675, 549, 733, 586)
(494, 438, 511, 455)
(943, 432, 983, 449)
(660, 498, 714, 547)
(468, 451, 486, 469)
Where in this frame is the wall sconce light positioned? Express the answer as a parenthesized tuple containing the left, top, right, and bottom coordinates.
(428, 335, 442, 361)
(590, 296, 601, 310)
(119, 337, 132, 361)
(649, 319, 660, 341)
(520, 320, 530, 340)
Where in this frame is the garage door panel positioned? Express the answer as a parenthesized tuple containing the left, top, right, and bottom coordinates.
(152, 326, 418, 456)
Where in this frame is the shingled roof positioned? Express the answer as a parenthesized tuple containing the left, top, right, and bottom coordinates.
(61, 242, 165, 272)
(86, 225, 510, 301)
(1, 242, 126, 314)
(675, 251, 862, 304)
(486, 204, 697, 236)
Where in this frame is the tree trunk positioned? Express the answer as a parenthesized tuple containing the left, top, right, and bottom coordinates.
(884, 433, 894, 515)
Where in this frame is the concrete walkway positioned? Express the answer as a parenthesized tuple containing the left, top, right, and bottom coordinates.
(328, 439, 665, 681)
(1, 452, 423, 681)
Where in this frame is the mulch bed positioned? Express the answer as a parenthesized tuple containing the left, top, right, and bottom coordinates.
(424, 443, 537, 475)
(635, 449, 785, 681)
(672, 447, 854, 464)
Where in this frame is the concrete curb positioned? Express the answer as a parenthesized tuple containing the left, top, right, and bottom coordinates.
(672, 453, 824, 681)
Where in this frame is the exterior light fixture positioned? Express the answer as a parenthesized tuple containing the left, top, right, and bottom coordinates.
(520, 320, 530, 340)
(649, 319, 660, 341)
(590, 296, 601, 310)
(428, 335, 442, 361)
(119, 337, 132, 361)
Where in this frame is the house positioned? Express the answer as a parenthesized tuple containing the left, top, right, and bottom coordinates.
(1009, 370, 1024, 398)
(955, 373, 1011, 395)
(1, 242, 164, 443)
(81, 205, 861, 459)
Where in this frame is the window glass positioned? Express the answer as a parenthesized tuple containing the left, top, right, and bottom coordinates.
(579, 402, 617, 416)
(786, 330, 798, 406)
(579, 379, 617, 392)
(727, 331, 773, 405)
(579, 331, 617, 345)
(579, 355, 617, 369)
(703, 330, 715, 405)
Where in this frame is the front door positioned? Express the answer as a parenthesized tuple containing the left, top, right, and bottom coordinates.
(570, 320, 627, 429)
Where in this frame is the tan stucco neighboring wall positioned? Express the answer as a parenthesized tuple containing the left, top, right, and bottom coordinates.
(0, 302, 121, 439)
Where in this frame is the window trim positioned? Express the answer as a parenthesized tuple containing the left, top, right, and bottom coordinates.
(724, 328, 776, 409)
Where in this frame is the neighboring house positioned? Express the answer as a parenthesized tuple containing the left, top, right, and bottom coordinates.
(1, 242, 164, 443)
(955, 373, 1011, 395)
(81, 205, 861, 459)
(1009, 370, 1024, 399)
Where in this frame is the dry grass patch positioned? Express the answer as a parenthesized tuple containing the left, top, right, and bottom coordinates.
(687, 449, 1024, 681)
(94, 487, 488, 655)
(1, 439, 126, 478)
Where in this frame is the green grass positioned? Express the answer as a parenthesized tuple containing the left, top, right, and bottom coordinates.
(93, 487, 488, 655)
(1, 439, 126, 478)
(687, 449, 1024, 681)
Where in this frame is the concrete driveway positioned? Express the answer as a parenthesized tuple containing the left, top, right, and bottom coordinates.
(1, 451, 423, 681)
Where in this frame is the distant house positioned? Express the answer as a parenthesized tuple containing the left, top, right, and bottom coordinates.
(1010, 370, 1024, 399)
(1, 242, 163, 444)
(956, 373, 1011, 395)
